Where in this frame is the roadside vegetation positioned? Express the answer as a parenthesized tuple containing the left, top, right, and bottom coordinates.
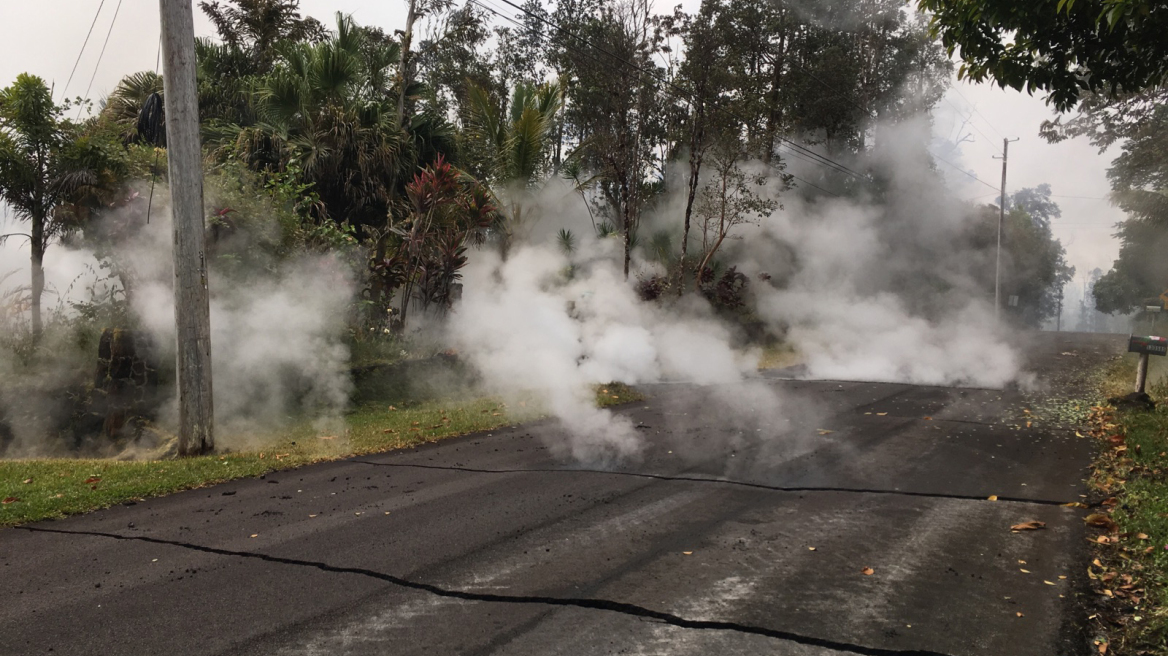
(0, 383, 641, 528)
(1084, 355, 1168, 655)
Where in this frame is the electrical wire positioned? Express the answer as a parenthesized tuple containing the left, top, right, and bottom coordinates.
(61, 0, 107, 99)
(947, 83, 1007, 140)
(78, 0, 124, 117)
(932, 153, 1001, 192)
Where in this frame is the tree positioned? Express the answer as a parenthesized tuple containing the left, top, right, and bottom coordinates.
(561, 0, 665, 279)
(668, 0, 732, 292)
(691, 143, 779, 291)
(199, 0, 325, 71)
(222, 14, 411, 229)
(463, 80, 561, 253)
(0, 74, 123, 339)
(916, 0, 1168, 111)
(1068, 104, 1168, 314)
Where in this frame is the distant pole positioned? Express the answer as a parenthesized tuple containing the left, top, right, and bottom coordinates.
(160, 0, 214, 455)
(994, 138, 1018, 322)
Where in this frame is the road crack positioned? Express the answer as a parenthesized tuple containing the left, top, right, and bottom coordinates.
(20, 525, 953, 656)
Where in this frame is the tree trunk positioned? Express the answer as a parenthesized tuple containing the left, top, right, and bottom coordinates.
(396, 0, 418, 131)
(677, 103, 705, 295)
(29, 215, 44, 339)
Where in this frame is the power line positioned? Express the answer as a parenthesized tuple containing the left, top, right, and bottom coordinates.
(78, 0, 124, 115)
(947, 83, 1006, 140)
(932, 153, 1000, 192)
(61, 0, 107, 99)
(477, 0, 872, 184)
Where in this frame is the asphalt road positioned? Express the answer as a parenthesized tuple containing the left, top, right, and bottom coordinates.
(0, 332, 1121, 656)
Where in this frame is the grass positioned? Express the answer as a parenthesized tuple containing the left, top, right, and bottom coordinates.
(757, 342, 801, 371)
(1084, 353, 1168, 655)
(0, 383, 642, 528)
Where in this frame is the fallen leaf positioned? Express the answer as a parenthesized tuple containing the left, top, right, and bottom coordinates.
(1062, 502, 1088, 508)
(382, 429, 396, 434)
(1026, 420, 1033, 428)
(1085, 514, 1119, 532)
(1020, 568, 1031, 573)
(817, 429, 833, 435)
(861, 567, 875, 575)
(988, 495, 999, 501)
(1044, 580, 1056, 585)
(1059, 575, 1067, 580)
(250, 534, 258, 538)
(388, 406, 396, 411)
(491, 412, 501, 416)
(83, 476, 101, 484)
(876, 412, 888, 416)
(682, 551, 693, 555)
(308, 514, 316, 518)
(318, 435, 335, 440)
(1016, 612, 1024, 618)
(1137, 533, 1149, 540)
(2, 497, 19, 504)
(22, 478, 32, 484)
(1093, 558, 1104, 567)
(923, 416, 932, 420)
(808, 546, 817, 551)
(1098, 643, 1108, 654)
(1018, 560, 1027, 564)
(1011, 520, 1046, 531)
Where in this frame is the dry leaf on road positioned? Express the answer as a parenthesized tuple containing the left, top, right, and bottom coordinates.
(1011, 521, 1046, 531)
(861, 567, 874, 575)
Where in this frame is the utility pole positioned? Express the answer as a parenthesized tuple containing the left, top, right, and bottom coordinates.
(160, 0, 214, 456)
(993, 137, 1020, 322)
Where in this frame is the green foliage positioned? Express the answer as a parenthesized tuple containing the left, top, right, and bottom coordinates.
(0, 73, 126, 338)
(917, 0, 1168, 111)
(1087, 106, 1168, 314)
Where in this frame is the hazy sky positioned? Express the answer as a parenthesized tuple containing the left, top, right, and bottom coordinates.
(0, 1, 1126, 282)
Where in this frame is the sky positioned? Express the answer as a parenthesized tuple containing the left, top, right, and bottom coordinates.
(0, 0, 1127, 285)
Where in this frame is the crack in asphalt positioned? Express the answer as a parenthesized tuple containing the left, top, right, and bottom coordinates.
(19, 525, 953, 656)
(352, 461, 1074, 506)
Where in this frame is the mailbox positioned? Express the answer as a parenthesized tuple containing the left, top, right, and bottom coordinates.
(1129, 335, 1168, 356)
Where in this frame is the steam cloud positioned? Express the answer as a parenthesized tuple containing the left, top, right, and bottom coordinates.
(0, 192, 354, 456)
(1, 116, 1047, 462)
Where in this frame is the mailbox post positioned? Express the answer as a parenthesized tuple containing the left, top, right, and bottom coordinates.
(1128, 335, 1168, 394)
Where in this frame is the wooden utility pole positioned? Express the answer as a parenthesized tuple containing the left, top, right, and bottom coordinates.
(160, 0, 214, 455)
(993, 137, 1019, 322)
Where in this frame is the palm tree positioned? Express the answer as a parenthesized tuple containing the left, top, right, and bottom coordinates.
(464, 80, 562, 254)
(216, 13, 412, 228)
(0, 74, 123, 339)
